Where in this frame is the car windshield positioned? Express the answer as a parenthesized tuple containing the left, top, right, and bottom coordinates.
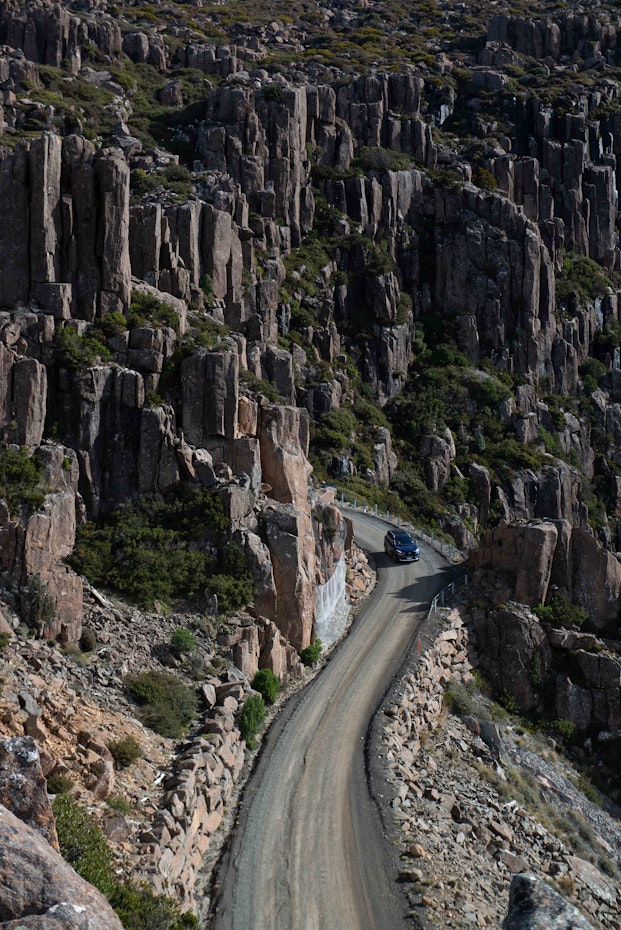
(394, 533, 415, 545)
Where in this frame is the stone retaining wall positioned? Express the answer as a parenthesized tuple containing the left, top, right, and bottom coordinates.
(135, 677, 246, 908)
(382, 607, 478, 766)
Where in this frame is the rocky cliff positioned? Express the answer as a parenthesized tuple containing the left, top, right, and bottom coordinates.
(1, 0, 621, 924)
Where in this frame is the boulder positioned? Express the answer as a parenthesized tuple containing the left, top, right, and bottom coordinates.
(0, 737, 58, 850)
(502, 873, 595, 929)
(0, 804, 124, 930)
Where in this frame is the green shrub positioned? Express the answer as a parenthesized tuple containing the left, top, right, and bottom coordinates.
(107, 795, 132, 814)
(111, 883, 198, 929)
(125, 671, 198, 739)
(299, 638, 322, 667)
(55, 326, 111, 371)
(239, 694, 266, 749)
(128, 290, 179, 330)
(556, 252, 620, 306)
(252, 669, 280, 705)
(28, 574, 57, 633)
(549, 718, 577, 742)
(351, 146, 413, 173)
(533, 593, 588, 628)
(54, 795, 196, 928)
(108, 736, 143, 768)
(443, 678, 478, 715)
(205, 571, 254, 615)
(70, 489, 229, 609)
(53, 794, 117, 897)
(170, 627, 197, 656)
(46, 772, 74, 794)
(79, 626, 97, 652)
(0, 444, 45, 517)
(96, 311, 128, 338)
(473, 166, 498, 190)
(0, 632, 11, 651)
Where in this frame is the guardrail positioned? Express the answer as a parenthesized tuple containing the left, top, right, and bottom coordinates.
(334, 489, 465, 564)
(428, 574, 469, 616)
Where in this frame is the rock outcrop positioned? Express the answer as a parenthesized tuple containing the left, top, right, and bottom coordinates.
(469, 520, 621, 633)
(503, 873, 596, 930)
(0, 735, 124, 930)
(0, 803, 125, 930)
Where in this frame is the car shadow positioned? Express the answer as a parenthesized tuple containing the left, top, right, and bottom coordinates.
(396, 562, 464, 608)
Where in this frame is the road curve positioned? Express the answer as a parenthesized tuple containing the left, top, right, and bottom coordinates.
(208, 512, 454, 930)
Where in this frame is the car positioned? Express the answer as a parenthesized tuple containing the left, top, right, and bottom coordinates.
(384, 529, 420, 562)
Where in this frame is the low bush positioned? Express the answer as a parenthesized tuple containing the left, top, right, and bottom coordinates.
(28, 574, 57, 634)
(557, 253, 621, 307)
(548, 718, 577, 743)
(0, 632, 11, 651)
(170, 627, 197, 656)
(533, 593, 588, 629)
(53, 794, 117, 898)
(111, 883, 199, 929)
(107, 795, 132, 814)
(252, 669, 280, 705)
(55, 326, 111, 371)
(70, 488, 230, 609)
(46, 772, 74, 794)
(204, 569, 254, 615)
(239, 694, 266, 749)
(128, 290, 179, 330)
(299, 638, 322, 667)
(108, 736, 143, 768)
(443, 678, 478, 715)
(79, 626, 97, 653)
(351, 146, 413, 173)
(125, 671, 198, 739)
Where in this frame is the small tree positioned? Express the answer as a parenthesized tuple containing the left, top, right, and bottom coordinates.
(252, 669, 280, 705)
(239, 695, 266, 749)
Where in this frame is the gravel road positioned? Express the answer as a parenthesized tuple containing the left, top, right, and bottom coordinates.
(209, 512, 453, 930)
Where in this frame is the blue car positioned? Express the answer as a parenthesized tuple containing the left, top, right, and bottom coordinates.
(384, 530, 420, 562)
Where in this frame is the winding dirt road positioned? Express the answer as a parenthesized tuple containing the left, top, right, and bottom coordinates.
(209, 512, 453, 930)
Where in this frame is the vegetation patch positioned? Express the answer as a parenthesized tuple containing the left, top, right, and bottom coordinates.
(299, 638, 322, 667)
(251, 668, 280, 705)
(108, 736, 143, 768)
(125, 670, 198, 739)
(70, 488, 252, 610)
(556, 252, 621, 307)
(0, 444, 45, 517)
(53, 794, 197, 928)
(533, 593, 589, 629)
(170, 627, 197, 656)
(55, 326, 111, 372)
(128, 290, 179, 330)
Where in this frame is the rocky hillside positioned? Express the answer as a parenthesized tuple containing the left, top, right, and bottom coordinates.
(0, 0, 621, 924)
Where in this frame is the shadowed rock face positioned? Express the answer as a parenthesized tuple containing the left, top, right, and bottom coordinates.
(502, 873, 595, 930)
(0, 736, 57, 850)
(0, 735, 124, 929)
(0, 803, 124, 930)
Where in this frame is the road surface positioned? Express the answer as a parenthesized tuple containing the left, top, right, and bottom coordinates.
(209, 511, 454, 930)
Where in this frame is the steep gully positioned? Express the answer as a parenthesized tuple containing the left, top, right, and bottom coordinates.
(208, 512, 456, 930)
